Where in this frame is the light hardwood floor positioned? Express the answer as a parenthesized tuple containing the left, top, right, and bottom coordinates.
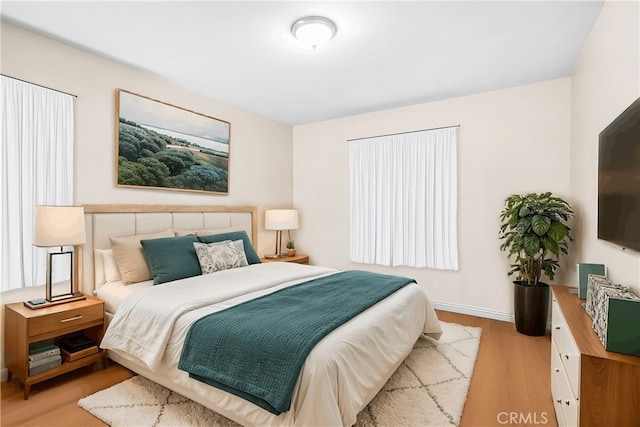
(1, 311, 556, 427)
(437, 311, 556, 427)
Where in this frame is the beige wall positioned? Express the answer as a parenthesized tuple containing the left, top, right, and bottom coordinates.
(293, 78, 572, 318)
(1, 23, 294, 257)
(0, 23, 294, 378)
(569, 0, 640, 297)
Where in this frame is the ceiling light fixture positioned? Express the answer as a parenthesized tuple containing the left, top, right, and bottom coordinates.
(291, 16, 337, 50)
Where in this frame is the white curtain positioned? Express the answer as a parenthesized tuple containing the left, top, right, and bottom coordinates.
(349, 127, 458, 270)
(1, 76, 74, 291)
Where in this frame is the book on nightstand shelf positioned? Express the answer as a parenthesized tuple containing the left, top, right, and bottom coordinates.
(28, 342, 62, 375)
(61, 345, 99, 361)
(58, 335, 99, 362)
(28, 340, 60, 362)
(29, 355, 62, 376)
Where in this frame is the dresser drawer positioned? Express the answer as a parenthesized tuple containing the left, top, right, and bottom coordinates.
(28, 304, 103, 337)
(551, 340, 565, 425)
(552, 300, 581, 398)
(552, 299, 565, 350)
(551, 341, 580, 427)
(560, 345, 580, 399)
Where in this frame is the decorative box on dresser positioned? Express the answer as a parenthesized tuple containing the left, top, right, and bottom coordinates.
(4, 295, 107, 399)
(551, 285, 640, 427)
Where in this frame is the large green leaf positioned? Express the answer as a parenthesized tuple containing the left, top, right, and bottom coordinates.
(516, 218, 531, 235)
(542, 259, 559, 281)
(531, 215, 551, 236)
(523, 235, 541, 257)
(548, 222, 569, 241)
(542, 237, 559, 256)
(508, 213, 519, 228)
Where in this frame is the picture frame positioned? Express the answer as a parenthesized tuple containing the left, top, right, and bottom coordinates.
(115, 89, 230, 194)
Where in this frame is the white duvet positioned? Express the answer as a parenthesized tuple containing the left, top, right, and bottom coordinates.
(101, 262, 442, 426)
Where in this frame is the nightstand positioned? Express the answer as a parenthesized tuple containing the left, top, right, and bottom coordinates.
(261, 254, 309, 265)
(4, 295, 107, 399)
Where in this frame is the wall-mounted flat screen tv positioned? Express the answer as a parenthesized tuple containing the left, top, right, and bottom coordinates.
(598, 96, 640, 251)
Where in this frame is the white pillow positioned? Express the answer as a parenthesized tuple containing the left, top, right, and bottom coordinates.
(193, 240, 248, 274)
(94, 249, 122, 285)
(101, 249, 122, 283)
(94, 249, 106, 286)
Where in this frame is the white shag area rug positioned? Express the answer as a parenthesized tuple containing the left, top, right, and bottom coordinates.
(78, 321, 481, 427)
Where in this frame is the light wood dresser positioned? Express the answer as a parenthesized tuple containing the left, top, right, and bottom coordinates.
(551, 285, 640, 426)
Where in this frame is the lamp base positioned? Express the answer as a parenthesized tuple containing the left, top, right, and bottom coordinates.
(24, 293, 86, 310)
(263, 253, 287, 259)
(48, 291, 86, 303)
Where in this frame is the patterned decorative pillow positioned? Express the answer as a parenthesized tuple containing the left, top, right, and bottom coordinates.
(202, 239, 249, 267)
(194, 240, 247, 274)
(229, 239, 249, 267)
(197, 231, 261, 265)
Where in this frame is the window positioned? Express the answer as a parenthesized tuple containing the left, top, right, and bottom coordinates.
(349, 126, 458, 270)
(1, 76, 74, 291)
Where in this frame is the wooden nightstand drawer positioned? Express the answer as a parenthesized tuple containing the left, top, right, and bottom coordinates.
(29, 304, 103, 337)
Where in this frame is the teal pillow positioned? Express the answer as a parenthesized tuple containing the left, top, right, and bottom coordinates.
(197, 231, 261, 265)
(140, 235, 202, 284)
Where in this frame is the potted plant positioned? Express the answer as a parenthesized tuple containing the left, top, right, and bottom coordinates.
(499, 192, 573, 336)
(286, 239, 296, 257)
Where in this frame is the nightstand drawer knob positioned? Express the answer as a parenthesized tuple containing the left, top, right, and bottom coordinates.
(60, 315, 83, 323)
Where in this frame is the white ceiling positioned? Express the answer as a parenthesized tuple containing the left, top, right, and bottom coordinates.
(1, 1, 603, 126)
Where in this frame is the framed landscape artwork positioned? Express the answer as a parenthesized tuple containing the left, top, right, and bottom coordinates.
(115, 89, 230, 194)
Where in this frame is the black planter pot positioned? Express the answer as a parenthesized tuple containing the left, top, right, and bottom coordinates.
(513, 281, 550, 336)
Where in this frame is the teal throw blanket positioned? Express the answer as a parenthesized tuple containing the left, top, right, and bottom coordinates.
(178, 270, 415, 415)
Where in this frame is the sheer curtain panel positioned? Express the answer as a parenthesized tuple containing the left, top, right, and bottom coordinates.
(1, 76, 74, 291)
(349, 127, 458, 270)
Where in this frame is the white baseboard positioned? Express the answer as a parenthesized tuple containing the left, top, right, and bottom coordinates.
(432, 300, 514, 323)
(1, 368, 8, 382)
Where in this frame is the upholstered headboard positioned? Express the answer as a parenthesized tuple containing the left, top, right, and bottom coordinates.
(78, 204, 257, 295)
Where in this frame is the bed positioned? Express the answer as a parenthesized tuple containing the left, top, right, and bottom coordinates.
(79, 204, 442, 426)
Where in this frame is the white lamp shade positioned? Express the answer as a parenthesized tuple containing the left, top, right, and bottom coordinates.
(265, 209, 299, 230)
(33, 206, 86, 247)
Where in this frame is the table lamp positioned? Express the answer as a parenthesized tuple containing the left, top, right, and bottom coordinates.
(264, 209, 298, 258)
(33, 206, 86, 303)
